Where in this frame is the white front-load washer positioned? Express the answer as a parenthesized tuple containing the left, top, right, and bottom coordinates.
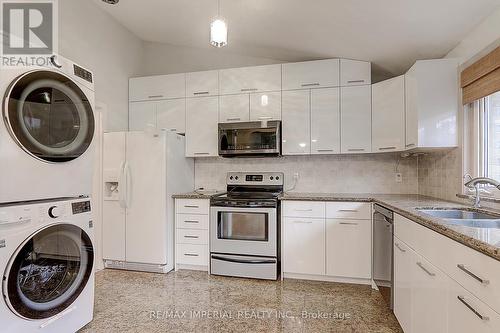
(0, 55, 95, 204)
(0, 197, 94, 332)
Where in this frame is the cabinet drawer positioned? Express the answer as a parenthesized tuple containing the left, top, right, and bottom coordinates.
(326, 202, 371, 219)
(176, 214, 209, 230)
(283, 201, 325, 218)
(176, 244, 208, 266)
(176, 229, 208, 245)
(175, 199, 210, 215)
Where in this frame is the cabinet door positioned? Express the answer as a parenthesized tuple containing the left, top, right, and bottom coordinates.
(448, 278, 500, 333)
(405, 67, 418, 149)
(311, 88, 340, 154)
(219, 64, 281, 95)
(250, 91, 281, 121)
(340, 86, 372, 153)
(186, 70, 219, 97)
(282, 59, 340, 90)
(129, 74, 185, 101)
(340, 59, 371, 86)
(411, 252, 448, 333)
(129, 101, 156, 131)
(282, 90, 311, 155)
(185, 96, 219, 157)
(372, 75, 405, 152)
(283, 217, 325, 275)
(393, 237, 412, 333)
(157, 99, 186, 134)
(326, 219, 371, 278)
(219, 94, 250, 123)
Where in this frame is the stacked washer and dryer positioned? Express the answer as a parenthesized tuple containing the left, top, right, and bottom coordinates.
(0, 56, 97, 332)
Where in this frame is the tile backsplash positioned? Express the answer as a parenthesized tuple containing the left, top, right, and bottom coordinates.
(195, 153, 418, 194)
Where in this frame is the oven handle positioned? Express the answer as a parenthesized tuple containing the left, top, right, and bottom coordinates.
(212, 255, 276, 265)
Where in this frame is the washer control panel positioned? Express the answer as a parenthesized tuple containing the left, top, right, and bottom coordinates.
(72, 201, 91, 215)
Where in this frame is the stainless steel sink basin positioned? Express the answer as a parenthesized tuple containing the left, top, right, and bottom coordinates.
(442, 219, 500, 229)
(417, 209, 500, 220)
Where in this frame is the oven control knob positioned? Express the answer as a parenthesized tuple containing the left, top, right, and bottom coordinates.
(48, 206, 60, 219)
(276, 176, 280, 180)
(230, 176, 233, 180)
(235, 176, 239, 180)
(270, 176, 274, 180)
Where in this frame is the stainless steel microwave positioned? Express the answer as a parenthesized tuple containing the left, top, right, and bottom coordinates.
(218, 121, 281, 157)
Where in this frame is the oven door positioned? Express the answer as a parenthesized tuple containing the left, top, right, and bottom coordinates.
(210, 206, 277, 257)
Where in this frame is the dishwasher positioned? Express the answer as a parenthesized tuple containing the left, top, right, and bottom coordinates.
(372, 204, 394, 309)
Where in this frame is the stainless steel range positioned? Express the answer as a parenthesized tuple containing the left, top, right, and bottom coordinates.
(210, 172, 283, 280)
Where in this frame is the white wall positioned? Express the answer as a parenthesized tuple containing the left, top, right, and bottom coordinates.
(140, 41, 282, 76)
(59, 0, 144, 132)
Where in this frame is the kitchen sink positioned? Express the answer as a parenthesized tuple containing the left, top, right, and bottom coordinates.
(441, 219, 500, 229)
(417, 209, 500, 220)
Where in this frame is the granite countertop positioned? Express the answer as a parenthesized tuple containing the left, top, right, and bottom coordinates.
(281, 193, 500, 262)
(172, 190, 225, 199)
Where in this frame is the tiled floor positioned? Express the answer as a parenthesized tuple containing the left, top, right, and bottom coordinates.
(79, 269, 402, 333)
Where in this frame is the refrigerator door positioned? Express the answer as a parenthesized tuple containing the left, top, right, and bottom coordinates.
(102, 132, 126, 261)
(125, 131, 168, 265)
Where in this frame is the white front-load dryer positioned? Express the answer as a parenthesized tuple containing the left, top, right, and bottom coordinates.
(0, 197, 94, 332)
(0, 55, 95, 204)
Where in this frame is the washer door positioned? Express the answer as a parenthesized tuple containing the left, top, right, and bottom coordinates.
(3, 70, 95, 162)
(3, 224, 94, 320)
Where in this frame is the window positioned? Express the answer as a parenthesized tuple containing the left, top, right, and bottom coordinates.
(464, 90, 500, 196)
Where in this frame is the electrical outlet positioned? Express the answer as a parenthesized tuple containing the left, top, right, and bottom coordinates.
(395, 173, 403, 183)
(293, 172, 300, 180)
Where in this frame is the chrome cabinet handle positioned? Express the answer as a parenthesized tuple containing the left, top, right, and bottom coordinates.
(184, 220, 199, 224)
(148, 95, 163, 99)
(293, 221, 313, 224)
(457, 264, 489, 285)
(184, 205, 199, 208)
(416, 262, 435, 276)
(301, 83, 320, 87)
(395, 243, 406, 253)
(405, 143, 415, 148)
(241, 88, 258, 92)
(339, 222, 358, 225)
(226, 118, 241, 121)
(379, 147, 396, 151)
(457, 296, 489, 321)
(338, 209, 358, 212)
(348, 148, 365, 152)
(316, 149, 334, 152)
(193, 91, 209, 95)
(194, 152, 210, 155)
(170, 128, 177, 132)
(294, 208, 313, 212)
(184, 253, 199, 257)
(347, 80, 365, 84)
(184, 235, 199, 239)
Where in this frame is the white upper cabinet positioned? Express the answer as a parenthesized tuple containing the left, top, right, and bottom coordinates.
(311, 88, 340, 154)
(405, 59, 458, 149)
(129, 73, 186, 101)
(185, 96, 218, 157)
(219, 64, 281, 95)
(157, 99, 186, 134)
(129, 101, 156, 131)
(250, 92, 282, 121)
(341, 85, 372, 153)
(282, 90, 311, 155)
(282, 59, 340, 90)
(372, 75, 405, 152)
(219, 94, 250, 123)
(186, 70, 219, 97)
(340, 59, 371, 86)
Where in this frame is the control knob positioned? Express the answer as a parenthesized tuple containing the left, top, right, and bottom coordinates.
(48, 206, 61, 219)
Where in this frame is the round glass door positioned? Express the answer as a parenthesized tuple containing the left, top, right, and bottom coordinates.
(4, 224, 94, 319)
(3, 70, 94, 162)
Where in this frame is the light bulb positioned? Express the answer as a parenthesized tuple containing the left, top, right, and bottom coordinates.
(210, 19, 228, 48)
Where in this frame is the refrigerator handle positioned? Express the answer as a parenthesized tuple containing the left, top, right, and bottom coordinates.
(118, 161, 127, 209)
(124, 161, 132, 209)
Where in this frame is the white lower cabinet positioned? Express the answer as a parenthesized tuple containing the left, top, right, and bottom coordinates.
(326, 218, 371, 278)
(185, 96, 218, 157)
(393, 237, 412, 333)
(283, 217, 325, 275)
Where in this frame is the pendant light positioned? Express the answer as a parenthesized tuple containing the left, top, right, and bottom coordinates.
(210, 0, 228, 48)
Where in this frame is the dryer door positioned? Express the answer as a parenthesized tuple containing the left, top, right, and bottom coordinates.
(3, 224, 94, 319)
(3, 70, 95, 162)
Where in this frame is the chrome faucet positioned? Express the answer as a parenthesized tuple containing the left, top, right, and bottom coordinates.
(464, 177, 500, 208)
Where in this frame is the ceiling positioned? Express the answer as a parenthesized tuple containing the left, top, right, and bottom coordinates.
(95, 0, 500, 80)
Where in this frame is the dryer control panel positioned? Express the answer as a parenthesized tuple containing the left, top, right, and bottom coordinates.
(72, 201, 91, 214)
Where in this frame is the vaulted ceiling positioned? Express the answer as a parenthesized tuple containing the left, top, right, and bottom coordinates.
(95, 0, 500, 80)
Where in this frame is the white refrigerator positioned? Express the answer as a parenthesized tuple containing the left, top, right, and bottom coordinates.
(102, 131, 194, 273)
